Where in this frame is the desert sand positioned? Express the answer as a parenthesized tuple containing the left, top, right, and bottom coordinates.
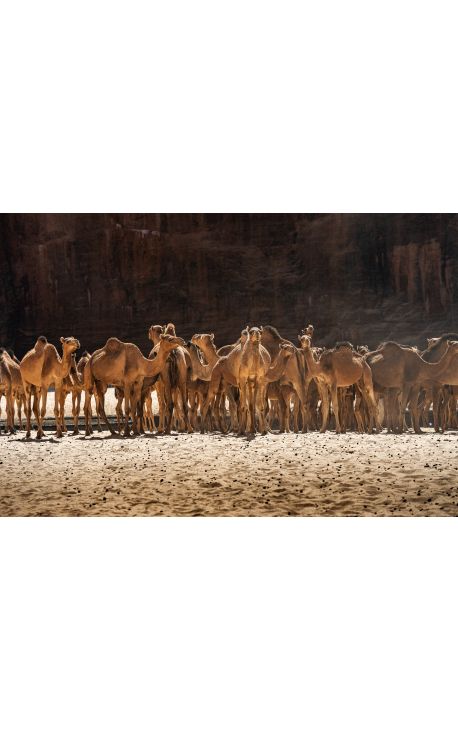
(1, 390, 457, 516)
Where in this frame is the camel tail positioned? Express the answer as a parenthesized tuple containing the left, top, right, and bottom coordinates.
(169, 351, 179, 389)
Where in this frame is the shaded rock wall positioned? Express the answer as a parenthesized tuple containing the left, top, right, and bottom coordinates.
(0, 214, 457, 355)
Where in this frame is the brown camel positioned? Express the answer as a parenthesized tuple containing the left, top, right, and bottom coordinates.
(366, 338, 458, 433)
(404, 334, 458, 432)
(20, 336, 80, 438)
(300, 336, 379, 434)
(84, 334, 181, 436)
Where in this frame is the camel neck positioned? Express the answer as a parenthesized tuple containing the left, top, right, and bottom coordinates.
(60, 349, 73, 379)
(189, 347, 213, 381)
(144, 347, 168, 377)
(420, 345, 453, 377)
(199, 343, 219, 366)
(266, 351, 288, 382)
(302, 347, 319, 375)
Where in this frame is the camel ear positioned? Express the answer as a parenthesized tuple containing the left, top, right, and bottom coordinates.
(210, 333, 214, 341)
(259, 326, 263, 332)
(159, 333, 164, 340)
(60, 337, 64, 343)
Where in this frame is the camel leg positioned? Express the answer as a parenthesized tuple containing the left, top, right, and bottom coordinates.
(115, 393, 124, 432)
(178, 381, 193, 434)
(329, 384, 341, 434)
(408, 385, 423, 434)
(130, 382, 143, 436)
(54, 386, 63, 437)
(94, 383, 115, 435)
(278, 391, 288, 433)
(36, 388, 47, 439)
(319, 384, 330, 433)
(84, 390, 93, 436)
(248, 380, 256, 434)
(23, 384, 33, 438)
(162, 379, 173, 434)
(432, 385, 442, 432)
(123, 385, 131, 436)
(354, 390, 364, 433)
(238, 378, 249, 435)
(72, 392, 80, 434)
(59, 390, 68, 434)
(200, 373, 223, 434)
(16, 396, 22, 430)
(4, 391, 14, 434)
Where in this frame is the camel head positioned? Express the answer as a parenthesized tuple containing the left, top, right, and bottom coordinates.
(164, 323, 176, 336)
(60, 336, 80, 354)
(148, 324, 164, 344)
(191, 333, 215, 350)
(446, 340, 458, 354)
(426, 337, 439, 349)
(298, 334, 312, 350)
(301, 324, 314, 338)
(279, 343, 294, 359)
(357, 345, 369, 355)
(248, 326, 262, 343)
(158, 333, 182, 355)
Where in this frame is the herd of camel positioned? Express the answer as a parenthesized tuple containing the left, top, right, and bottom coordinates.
(1, 322, 458, 439)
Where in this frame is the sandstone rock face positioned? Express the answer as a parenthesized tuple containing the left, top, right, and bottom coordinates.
(0, 214, 457, 355)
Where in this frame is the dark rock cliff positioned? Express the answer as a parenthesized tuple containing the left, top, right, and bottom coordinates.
(1, 213, 457, 354)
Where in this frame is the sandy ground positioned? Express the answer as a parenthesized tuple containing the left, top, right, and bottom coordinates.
(1, 390, 457, 516)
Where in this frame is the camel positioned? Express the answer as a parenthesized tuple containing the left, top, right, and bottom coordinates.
(366, 338, 458, 433)
(211, 327, 271, 435)
(58, 351, 94, 435)
(407, 334, 458, 432)
(84, 333, 182, 436)
(147, 323, 192, 433)
(20, 336, 80, 438)
(0, 349, 14, 433)
(198, 328, 250, 433)
(0, 349, 24, 432)
(261, 325, 314, 432)
(300, 336, 379, 434)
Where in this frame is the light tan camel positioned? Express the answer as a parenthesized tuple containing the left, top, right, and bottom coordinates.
(261, 325, 311, 432)
(84, 334, 181, 436)
(0, 349, 14, 433)
(0, 349, 24, 432)
(198, 329, 251, 433)
(300, 336, 379, 434)
(59, 352, 95, 435)
(237, 327, 272, 434)
(20, 336, 80, 438)
(147, 323, 192, 433)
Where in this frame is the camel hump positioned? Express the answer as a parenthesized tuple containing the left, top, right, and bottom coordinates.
(105, 337, 123, 353)
(34, 335, 47, 353)
(335, 341, 354, 352)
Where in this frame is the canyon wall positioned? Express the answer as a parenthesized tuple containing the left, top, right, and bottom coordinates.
(0, 213, 457, 355)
